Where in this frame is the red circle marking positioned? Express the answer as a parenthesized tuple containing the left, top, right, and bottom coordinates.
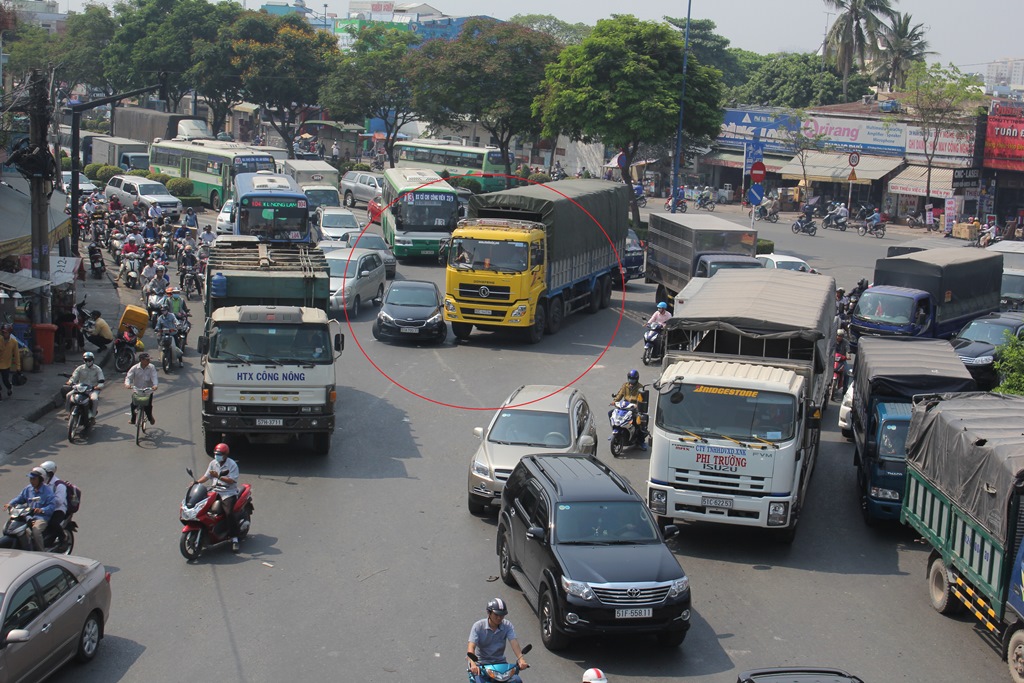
(750, 161, 766, 184)
(340, 172, 626, 411)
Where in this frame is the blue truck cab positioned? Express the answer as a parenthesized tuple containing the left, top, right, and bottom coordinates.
(860, 402, 911, 521)
(613, 228, 646, 287)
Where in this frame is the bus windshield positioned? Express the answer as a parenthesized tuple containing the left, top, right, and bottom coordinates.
(656, 384, 797, 442)
(394, 192, 458, 233)
(233, 156, 276, 175)
(238, 197, 309, 242)
(448, 238, 529, 272)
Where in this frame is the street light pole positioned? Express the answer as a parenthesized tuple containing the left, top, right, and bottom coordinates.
(670, 0, 692, 214)
(323, 3, 328, 31)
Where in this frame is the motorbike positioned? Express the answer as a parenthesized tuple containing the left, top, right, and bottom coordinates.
(87, 242, 105, 279)
(159, 327, 183, 373)
(821, 207, 847, 231)
(145, 291, 164, 327)
(854, 203, 873, 221)
(467, 644, 532, 683)
(695, 195, 716, 212)
(792, 216, 818, 236)
(179, 468, 254, 561)
(641, 322, 666, 366)
(65, 379, 101, 443)
(608, 386, 650, 458)
(905, 211, 923, 228)
(664, 196, 689, 212)
(831, 353, 848, 402)
(750, 202, 779, 223)
(181, 267, 203, 300)
(123, 253, 142, 289)
(113, 324, 141, 373)
(0, 501, 77, 554)
(858, 221, 886, 238)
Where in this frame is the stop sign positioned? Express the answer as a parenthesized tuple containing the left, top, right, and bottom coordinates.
(750, 161, 766, 184)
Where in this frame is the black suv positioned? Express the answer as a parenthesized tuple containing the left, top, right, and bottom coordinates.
(497, 454, 691, 650)
(950, 312, 1024, 390)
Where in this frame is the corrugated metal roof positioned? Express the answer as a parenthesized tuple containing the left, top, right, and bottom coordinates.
(779, 151, 903, 183)
(663, 359, 803, 393)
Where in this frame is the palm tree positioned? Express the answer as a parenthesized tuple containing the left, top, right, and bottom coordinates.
(872, 12, 932, 91)
(824, 0, 896, 101)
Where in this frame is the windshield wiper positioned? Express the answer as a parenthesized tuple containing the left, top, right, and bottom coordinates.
(274, 357, 316, 368)
(217, 351, 251, 366)
(747, 435, 780, 450)
(239, 338, 281, 366)
(559, 540, 612, 545)
(676, 430, 707, 443)
(701, 430, 755, 448)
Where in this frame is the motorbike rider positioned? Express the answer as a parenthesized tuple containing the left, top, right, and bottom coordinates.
(582, 669, 609, 683)
(67, 351, 105, 420)
(195, 443, 242, 552)
(183, 207, 199, 231)
(467, 598, 528, 683)
(141, 219, 159, 242)
(173, 221, 190, 243)
(125, 353, 158, 426)
(633, 180, 644, 198)
(866, 207, 882, 231)
(611, 369, 648, 450)
(147, 203, 164, 225)
(199, 224, 217, 247)
(836, 202, 850, 226)
(851, 278, 870, 301)
(179, 246, 199, 286)
(698, 185, 712, 207)
(38, 461, 68, 545)
(165, 287, 190, 316)
(86, 310, 114, 351)
(800, 201, 815, 226)
(647, 301, 672, 327)
(980, 222, 999, 248)
(155, 305, 184, 361)
(139, 257, 158, 288)
(4, 467, 54, 551)
(121, 234, 140, 258)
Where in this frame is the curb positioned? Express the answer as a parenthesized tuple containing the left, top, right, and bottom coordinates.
(20, 325, 115, 426)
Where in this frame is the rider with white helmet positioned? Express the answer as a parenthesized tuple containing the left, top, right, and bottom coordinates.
(582, 668, 609, 683)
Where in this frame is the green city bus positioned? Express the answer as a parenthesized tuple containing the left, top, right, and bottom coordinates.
(148, 139, 275, 210)
(381, 168, 460, 259)
(392, 140, 515, 193)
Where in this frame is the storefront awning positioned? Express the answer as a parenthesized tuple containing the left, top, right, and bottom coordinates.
(887, 165, 955, 199)
(233, 102, 260, 114)
(700, 150, 786, 172)
(0, 270, 50, 293)
(603, 153, 661, 169)
(304, 120, 364, 133)
(779, 151, 903, 185)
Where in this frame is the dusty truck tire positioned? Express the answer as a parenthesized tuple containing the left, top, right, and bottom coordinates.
(928, 556, 963, 615)
(546, 296, 564, 335)
(1007, 628, 1024, 683)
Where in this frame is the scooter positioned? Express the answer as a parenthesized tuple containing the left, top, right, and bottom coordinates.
(181, 267, 203, 300)
(641, 322, 666, 366)
(822, 206, 847, 231)
(467, 644, 532, 683)
(663, 197, 688, 212)
(113, 325, 140, 373)
(176, 312, 192, 351)
(0, 501, 77, 554)
(65, 379, 102, 443)
(750, 202, 779, 223)
(87, 242, 105, 279)
(792, 216, 818, 236)
(695, 195, 716, 212)
(179, 468, 254, 561)
(159, 328, 183, 373)
(831, 353, 848, 402)
(858, 221, 886, 238)
(123, 254, 141, 289)
(608, 386, 650, 458)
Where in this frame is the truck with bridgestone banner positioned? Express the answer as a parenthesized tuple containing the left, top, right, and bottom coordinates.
(442, 180, 628, 343)
(902, 392, 1024, 683)
(647, 269, 836, 543)
(196, 236, 343, 455)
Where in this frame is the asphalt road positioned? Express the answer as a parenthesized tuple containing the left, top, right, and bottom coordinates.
(11, 206, 999, 683)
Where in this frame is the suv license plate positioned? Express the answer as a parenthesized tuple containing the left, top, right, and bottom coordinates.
(615, 608, 652, 619)
(701, 496, 733, 509)
(255, 418, 283, 427)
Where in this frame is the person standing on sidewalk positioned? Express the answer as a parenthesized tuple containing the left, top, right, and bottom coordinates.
(0, 323, 22, 400)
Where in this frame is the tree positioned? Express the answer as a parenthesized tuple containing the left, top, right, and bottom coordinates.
(995, 333, 1024, 396)
(901, 62, 980, 204)
(509, 14, 591, 45)
(872, 12, 932, 91)
(6, 25, 54, 81)
(319, 25, 422, 167)
(536, 15, 723, 226)
(824, 0, 895, 101)
(185, 2, 245, 135)
(731, 52, 872, 108)
(414, 18, 560, 186)
(59, 5, 118, 95)
(779, 110, 831, 197)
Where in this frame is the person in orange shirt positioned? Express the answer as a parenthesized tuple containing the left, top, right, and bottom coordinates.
(0, 324, 22, 400)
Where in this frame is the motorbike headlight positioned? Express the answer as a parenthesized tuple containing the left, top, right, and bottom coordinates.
(180, 499, 202, 521)
(561, 575, 595, 600)
(667, 576, 690, 597)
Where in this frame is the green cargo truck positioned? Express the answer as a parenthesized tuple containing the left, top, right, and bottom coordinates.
(903, 392, 1024, 682)
(196, 236, 343, 455)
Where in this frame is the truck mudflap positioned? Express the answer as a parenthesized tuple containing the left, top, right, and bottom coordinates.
(202, 412, 334, 433)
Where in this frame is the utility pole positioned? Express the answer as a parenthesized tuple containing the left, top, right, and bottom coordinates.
(28, 69, 52, 324)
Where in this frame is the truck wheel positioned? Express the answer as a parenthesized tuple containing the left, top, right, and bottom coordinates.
(311, 433, 330, 456)
(527, 303, 545, 344)
(546, 296, 564, 335)
(452, 322, 473, 341)
(928, 556, 963, 615)
(344, 191, 355, 207)
(600, 276, 613, 308)
(1007, 629, 1024, 683)
(210, 192, 221, 211)
(587, 282, 601, 314)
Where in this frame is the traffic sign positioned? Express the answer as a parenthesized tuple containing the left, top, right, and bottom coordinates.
(747, 183, 764, 206)
(750, 161, 766, 184)
(848, 152, 860, 167)
(848, 169, 858, 181)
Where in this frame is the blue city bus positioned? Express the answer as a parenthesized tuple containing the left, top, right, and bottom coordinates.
(232, 172, 311, 244)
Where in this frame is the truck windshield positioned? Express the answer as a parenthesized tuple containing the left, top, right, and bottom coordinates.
(448, 238, 529, 272)
(395, 192, 458, 233)
(853, 291, 914, 324)
(209, 324, 332, 364)
(878, 420, 909, 459)
(555, 501, 660, 544)
(1002, 273, 1024, 299)
(656, 385, 797, 442)
(305, 189, 340, 209)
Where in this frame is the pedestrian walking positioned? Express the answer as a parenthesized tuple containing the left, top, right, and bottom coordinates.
(331, 142, 339, 162)
(0, 323, 22, 400)
(318, 141, 326, 159)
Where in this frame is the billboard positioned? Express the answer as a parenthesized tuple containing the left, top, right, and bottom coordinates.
(717, 108, 906, 156)
(906, 126, 975, 166)
(984, 116, 1024, 172)
(717, 109, 799, 153)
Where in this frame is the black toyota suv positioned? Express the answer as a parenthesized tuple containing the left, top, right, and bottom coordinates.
(497, 453, 691, 650)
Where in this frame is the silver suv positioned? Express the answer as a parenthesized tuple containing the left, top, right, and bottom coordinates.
(105, 175, 183, 221)
(341, 171, 383, 208)
(467, 385, 597, 514)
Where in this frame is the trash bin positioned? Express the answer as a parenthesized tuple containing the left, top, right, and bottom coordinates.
(32, 323, 58, 365)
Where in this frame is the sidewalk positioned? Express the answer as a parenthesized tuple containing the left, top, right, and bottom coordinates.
(0, 265, 130, 461)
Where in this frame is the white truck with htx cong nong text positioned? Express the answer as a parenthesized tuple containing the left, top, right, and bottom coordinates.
(647, 269, 836, 543)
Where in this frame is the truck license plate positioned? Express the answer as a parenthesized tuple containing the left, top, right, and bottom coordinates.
(701, 496, 733, 509)
(475, 309, 492, 315)
(255, 418, 283, 427)
(400, 327, 418, 334)
(420, 249, 435, 255)
(615, 608, 652, 619)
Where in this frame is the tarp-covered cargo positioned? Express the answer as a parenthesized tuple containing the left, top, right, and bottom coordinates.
(854, 337, 976, 408)
(468, 180, 629, 263)
(906, 392, 1024, 544)
(646, 213, 757, 297)
(873, 248, 1003, 321)
(886, 238, 970, 258)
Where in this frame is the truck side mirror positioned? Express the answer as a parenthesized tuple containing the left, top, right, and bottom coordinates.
(334, 333, 344, 352)
(197, 336, 209, 355)
(807, 405, 822, 429)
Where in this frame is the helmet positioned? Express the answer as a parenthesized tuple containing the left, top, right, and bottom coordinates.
(90, 310, 101, 319)
(214, 443, 230, 456)
(657, 301, 668, 310)
(165, 286, 174, 294)
(837, 329, 845, 338)
(840, 202, 846, 208)
(837, 288, 845, 295)
(156, 265, 166, 272)
(83, 351, 95, 364)
(874, 208, 879, 211)
(486, 598, 508, 616)
(582, 669, 608, 683)
(627, 369, 639, 384)
(28, 466, 47, 480)
(172, 287, 181, 295)
(858, 278, 869, 289)
(161, 304, 170, 312)
(39, 461, 56, 478)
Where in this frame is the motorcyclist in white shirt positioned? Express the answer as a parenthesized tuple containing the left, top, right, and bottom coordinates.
(66, 352, 105, 420)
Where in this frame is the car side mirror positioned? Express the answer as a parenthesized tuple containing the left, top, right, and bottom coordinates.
(4, 629, 30, 645)
(359, 270, 370, 279)
(526, 526, 546, 542)
(473, 427, 484, 439)
(578, 434, 595, 449)
(197, 336, 209, 355)
(662, 524, 679, 539)
(334, 333, 344, 352)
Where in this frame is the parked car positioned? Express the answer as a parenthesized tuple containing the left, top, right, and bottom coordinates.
(498, 453, 691, 650)
(372, 280, 446, 344)
(341, 171, 384, 208)
(215, 199, 234, 235)
(757, 252, 816, 273)
(737, 668, 865, 683)
(950, 312, 1024, 390)
(0, 549, 112, 681)
(367, 194, 384, 225)
(61, 171, 97, 195)
(105, 175, 183, 222)
(325, 247, 386, 318)
(468, 385, 598, 515)
(335, 230, 396, 278)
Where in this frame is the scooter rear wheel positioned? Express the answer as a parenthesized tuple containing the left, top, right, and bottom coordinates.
(180, 529, 202, 561)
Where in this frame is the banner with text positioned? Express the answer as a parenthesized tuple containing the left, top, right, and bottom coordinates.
(984, 116, 1024, 172)
(905, 126, 975, 166)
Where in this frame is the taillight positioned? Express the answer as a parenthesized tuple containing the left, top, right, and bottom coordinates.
(104, 571, 111, 584)
(202, 388, 209, 401)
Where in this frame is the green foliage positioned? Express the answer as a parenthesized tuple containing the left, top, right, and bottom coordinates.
(756, 239, 775, 255)
(179, 196, 204, 208)
(148, 172, 172, 186)
(186, 2, 246, 134)
(7, 24, 54, 77)
(59, 5, 117, 94)
(449, 177, 482, 194)
(508, 14, 592, 45)
(83, 163, 103, 180)
(61, 157, 73, 171)
(995, 332, 1024, 395)
(825, 0, 897, 100)
(351, 163, 371, 172)
(528, 173, 552, 184)
(127, 169, 150, 177)
(95, 165, 123, 184)
(872, 12, 932, 90)
(166, 177, 194, 197)
(730, 53, 871, 108)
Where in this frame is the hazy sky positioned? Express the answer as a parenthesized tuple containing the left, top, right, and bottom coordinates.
(63, 0, 1016, 72)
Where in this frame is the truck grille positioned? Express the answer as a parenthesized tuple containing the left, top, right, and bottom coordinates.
(670, 468, 769, 496)
(591, 584, 671, 606)
(457, 304, 512, 320)
(458, 284, 511, 301)
(238, 405, 304, 415)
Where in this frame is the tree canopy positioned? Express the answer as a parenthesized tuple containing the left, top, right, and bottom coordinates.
(730, 52, 872, 108)
(508, 14, 591, 45)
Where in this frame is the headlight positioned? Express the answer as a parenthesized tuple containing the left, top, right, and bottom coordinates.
(512, 305, 528, 317)
(396, 237, 412, 246)
(471, 459, 490, 477)
(767, 501, 789, 526)
(378, 311, 394, 324)
(426, 312, 442, 324)
(180, 500, 202, 521)
(870, 487, 901, 501)
(974, 355, 994, 365)
(667, 576, 690, 597)
(561, 576, 595, 601)
(444, 299, 456, 312)
(649, 489, 667, 514)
